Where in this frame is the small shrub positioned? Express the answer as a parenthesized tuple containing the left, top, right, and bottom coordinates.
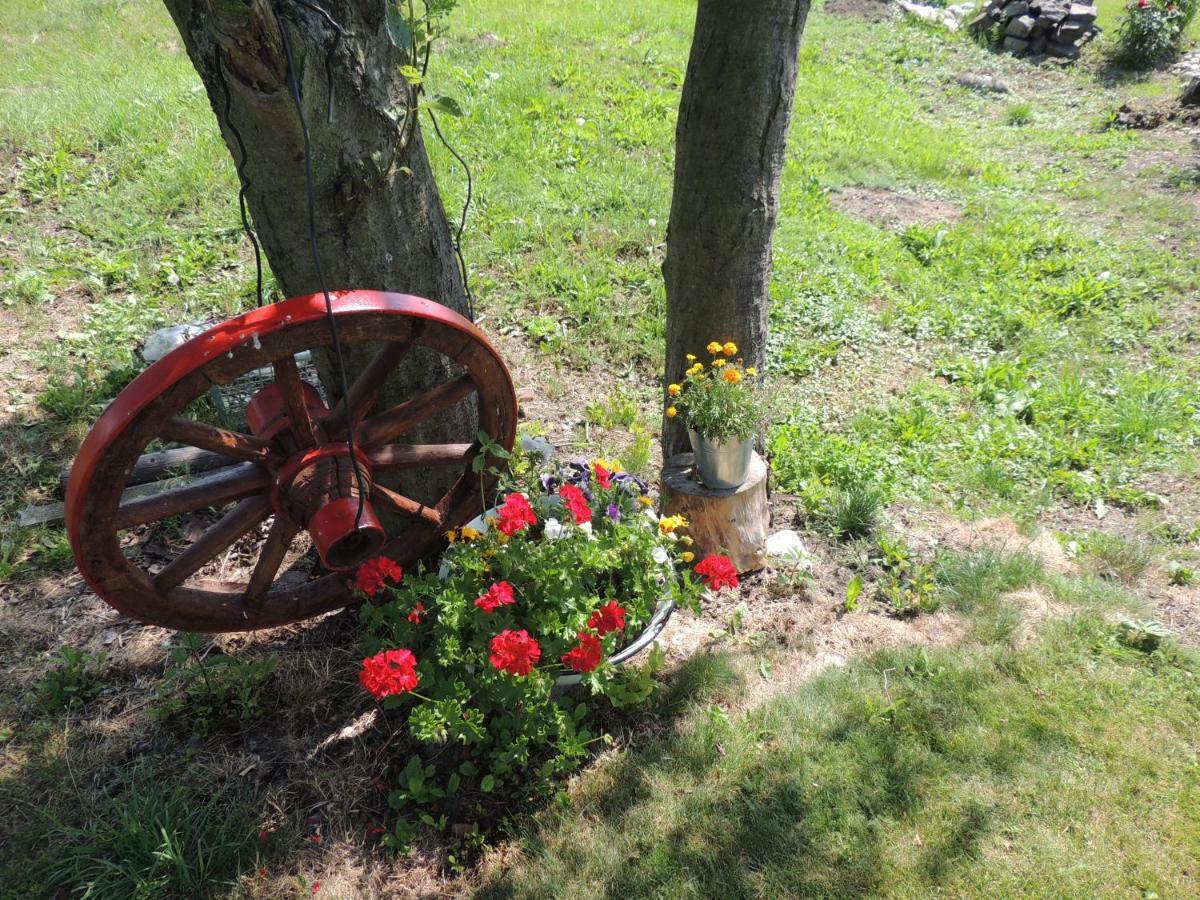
(876, 534, 939, 617)
(1004, 102, 1033, 127)
(935, 548, 1044, 612)
(36, 646, 106, 711)
(1167, 561, 1194, 586)
(823, 482, 883, 539)
(1077, 532, 1151, 584)
(152, 634, 276, 735)
(1116, 617, 1174, 651)
(1114, 0, 1199, 68)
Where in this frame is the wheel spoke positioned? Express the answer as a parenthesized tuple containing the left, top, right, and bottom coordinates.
(371, 483, 444, 528)
(153, 495, 273, 593)
(367, 442, 474, 470)
(273, 354, 318, 447)
(244, 515, 300, 607)
(356, 373, 476, 448)
(115, 462, 269, 529)
(159, 417, 274, 462)
(324, 331, 420, 437)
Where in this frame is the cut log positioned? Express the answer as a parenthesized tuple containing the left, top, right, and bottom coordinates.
(660, 451, 769, 574)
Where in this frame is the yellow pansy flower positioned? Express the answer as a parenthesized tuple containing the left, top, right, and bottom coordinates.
(638, 495, 654, 507)
(723, 368, 742, 385)
(444, 529, 459, 543)
(680, 551, 695, 563)
(460, 526, 482, 541)
(706, 341, 723, 355)
(723, 341, 738, 356)
(659, 514, 689, 534)
(667, 383, 681, 397)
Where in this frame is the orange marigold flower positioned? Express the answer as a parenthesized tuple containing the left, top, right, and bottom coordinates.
(723, 367, 742, 385)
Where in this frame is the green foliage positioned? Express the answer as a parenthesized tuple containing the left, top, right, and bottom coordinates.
(584, 390, 638, 429)
(152, 633, 276, 735)
(1004, 102, 1033, 127)
(361, 455, 699, 834)
(29, 768, 258, 899)
(481, 618, 1200, 896)
(1115, 0, 1200, 67)
(672, 345, 765, 442)
(874, 533, 938, 616)
(823, 482, 885, 539)
(1076, 531, 1152, 584)
(1116, 617, 1174, 651)
(36, 645, 106, 711)
(935, 547, 1044, 612)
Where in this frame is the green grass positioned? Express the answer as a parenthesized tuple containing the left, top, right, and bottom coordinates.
(2, 0, 1200, 894)
(478, 617, 1200, 897)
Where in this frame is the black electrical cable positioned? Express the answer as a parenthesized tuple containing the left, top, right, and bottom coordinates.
(272, 3, 371, 528)
(291, 0, 343, 124)
(214, 47, 265, 308)
(427, 107, 475, 323)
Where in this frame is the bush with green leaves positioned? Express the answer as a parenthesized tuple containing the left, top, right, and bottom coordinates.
(358, 453, 728, 841)
(1114, 0, 1199, 68)
(152, 633, 276, 735)
(669, 340, 766, 441)
(36, 645, 106, 711)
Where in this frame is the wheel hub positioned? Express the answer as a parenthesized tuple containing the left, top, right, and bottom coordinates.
(247, 382, 385, 572)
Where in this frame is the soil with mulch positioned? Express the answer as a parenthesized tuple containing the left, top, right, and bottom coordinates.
(822, 0, 897, 21)
(829, 185, 965, 229)
(1110, 101, 1200, 130)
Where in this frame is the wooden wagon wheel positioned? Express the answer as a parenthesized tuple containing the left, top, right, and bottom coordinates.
(65, 290, 517, 632)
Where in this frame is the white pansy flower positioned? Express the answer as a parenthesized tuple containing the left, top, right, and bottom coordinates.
(544, 518, 567, 541)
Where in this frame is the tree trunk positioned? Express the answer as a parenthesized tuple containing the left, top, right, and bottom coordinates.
(661, 0, 809, 456)
(163, 0, 474, 504)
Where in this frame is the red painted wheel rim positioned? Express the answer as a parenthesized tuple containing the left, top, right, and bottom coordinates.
(66, 290, 517, 632)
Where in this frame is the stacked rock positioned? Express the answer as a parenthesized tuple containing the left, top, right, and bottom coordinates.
(969, 0, 1100, 59)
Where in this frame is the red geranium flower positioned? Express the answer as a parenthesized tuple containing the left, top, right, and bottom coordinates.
(496, 492, 537, 536)
(355, 556, 402, 597)
(587, 600, 626, 635)
(407, 602, 425, 624)
(561, 631, 603, 673)
(489, 629, 541, 676)
(694, 554, 739, 591)
(474, 580, 515, 613)
(359, 648, 419, 698)
(560, 484, 592, 525)
(593, 463, 614, 490)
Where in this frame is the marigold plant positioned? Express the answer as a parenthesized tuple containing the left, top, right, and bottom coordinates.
(670, 340, 766, 441)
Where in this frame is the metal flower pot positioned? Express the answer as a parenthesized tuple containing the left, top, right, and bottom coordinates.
(689, 429, 753, 490)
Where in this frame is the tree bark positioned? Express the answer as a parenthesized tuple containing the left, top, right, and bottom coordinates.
(661, 0, 809, 456)
(162, 0, 475, 504)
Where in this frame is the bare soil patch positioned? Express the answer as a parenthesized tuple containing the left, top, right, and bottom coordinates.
(829, 186, 964, 229)
(823, 0, 897, 21)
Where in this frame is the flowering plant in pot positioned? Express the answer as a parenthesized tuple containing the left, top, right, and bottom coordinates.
(355, 450, 739, 842)
(666, 339, 765, 489)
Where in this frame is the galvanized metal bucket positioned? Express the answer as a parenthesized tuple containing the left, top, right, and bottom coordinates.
(689, 429, 753, 490)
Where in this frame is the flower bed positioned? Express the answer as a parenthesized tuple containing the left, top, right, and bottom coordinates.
(356, 454, 737, 839)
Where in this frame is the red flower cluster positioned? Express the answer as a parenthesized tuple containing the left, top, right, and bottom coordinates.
(560, 484, 592, 525)
(593, 463, 614, 490)
(694, 554, 739, 591)
(489, 629, 541, 676)
(561, 631, 602, 673)
(475, 580, 515, 613)
(355, 557, 402, 597)
(407, 602, 425, 624)
(587, 600, 626, 635)
(496, 492, 537, 536)
(359, 648, 419, 698)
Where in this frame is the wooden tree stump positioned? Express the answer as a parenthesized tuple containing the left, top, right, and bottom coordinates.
(660, 452, 769, 573)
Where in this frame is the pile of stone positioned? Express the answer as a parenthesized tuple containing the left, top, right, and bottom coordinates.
(969, 0, 1100, 59)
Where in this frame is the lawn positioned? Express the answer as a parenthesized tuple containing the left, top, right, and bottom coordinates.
(1, 0, 1199, 896)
